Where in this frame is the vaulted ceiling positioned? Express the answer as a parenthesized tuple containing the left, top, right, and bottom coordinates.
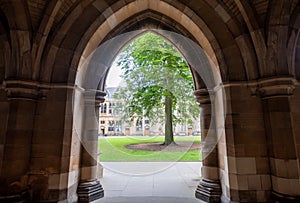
(0, 0, 299, 87)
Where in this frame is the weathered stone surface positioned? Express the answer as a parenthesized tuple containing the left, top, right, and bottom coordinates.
(0, 0, 300, 202)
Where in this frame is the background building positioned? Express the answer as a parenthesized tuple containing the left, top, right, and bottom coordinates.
(99, 87, 201, 136)
(99, 87, 123, 136)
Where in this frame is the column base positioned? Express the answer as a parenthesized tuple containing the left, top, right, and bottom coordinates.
(195, 178, 221, 203)
(272, 191, 300, 203)
(77, 180, 104, 203)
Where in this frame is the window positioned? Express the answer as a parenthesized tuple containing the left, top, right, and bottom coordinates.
(103, 103, 107, 114)
(109, 103, 115, 114)
(115, 121, 121, 132)
(100, 103, 107, 114)
(108, 121, 114, 131)
(100, 104, 104, 113)
(136, 119, 142, 131)
(100, 120, 105, 124)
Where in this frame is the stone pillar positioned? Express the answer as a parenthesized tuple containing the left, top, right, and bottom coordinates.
(220, 84, 270, 202)
(194, 89, 221, 202)
(0, 80, 38, 202)
(77, 91, 105, 202)
(290, 85, 300, 194)
(256, 79, 300, 202)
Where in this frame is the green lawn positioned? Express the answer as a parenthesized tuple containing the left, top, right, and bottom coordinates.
(98, 136, 202, 162)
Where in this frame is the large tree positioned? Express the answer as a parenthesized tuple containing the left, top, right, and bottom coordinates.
(113, 32, 199, 145)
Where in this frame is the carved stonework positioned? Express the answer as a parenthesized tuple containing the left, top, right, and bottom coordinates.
(195, 178, 221, 203)
(3, 80, 41, 100)
(194, 88, 214, 104)
(0, 188, 30, 203)
(249, 77, 295, 99)
(95, 90, 107, 104)
(272, 191, 300, 203)
(77, 180, 104, 203)
(83, 90, 106, 106)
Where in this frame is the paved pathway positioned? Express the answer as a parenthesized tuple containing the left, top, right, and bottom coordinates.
(94, 162, 204, 203)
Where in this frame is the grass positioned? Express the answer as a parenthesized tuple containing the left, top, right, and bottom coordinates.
(98, 135, 202, 162)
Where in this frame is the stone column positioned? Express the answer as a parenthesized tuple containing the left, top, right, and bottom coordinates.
(194, 89, 221, 202)
(291, 85, 300, 195)
(77, 91, 105, 202)
(0, 80, 38, 202)
(256, 78, 300, 202)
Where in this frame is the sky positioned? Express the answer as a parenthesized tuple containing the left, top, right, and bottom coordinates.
(106, 60, 124, 87)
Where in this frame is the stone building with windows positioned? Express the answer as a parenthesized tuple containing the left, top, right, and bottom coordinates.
(99, 87, 123, 136)
(0, 0, 300, 203)
(99, 87, 201, 136)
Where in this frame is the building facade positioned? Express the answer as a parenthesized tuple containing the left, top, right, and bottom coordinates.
(99, 87, 123, 136)
(99, 87, 201, 136)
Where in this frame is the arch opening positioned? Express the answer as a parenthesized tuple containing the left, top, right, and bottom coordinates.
(72, 26, 226, 201)
(71, 1, 227, 201)
(73, 28, 225, 145)
(98, 31, 201, 161)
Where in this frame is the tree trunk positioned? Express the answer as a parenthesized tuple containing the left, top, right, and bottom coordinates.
(164, 94, 174, 145)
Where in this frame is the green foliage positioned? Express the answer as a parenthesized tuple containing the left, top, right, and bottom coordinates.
(113, 32, 199, 128)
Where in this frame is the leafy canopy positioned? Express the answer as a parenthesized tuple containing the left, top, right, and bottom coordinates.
(113, 32, 199, 126)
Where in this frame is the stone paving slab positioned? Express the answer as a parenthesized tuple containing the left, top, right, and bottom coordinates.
(96, 196, 202, 203)
(93, 162, 203, 203)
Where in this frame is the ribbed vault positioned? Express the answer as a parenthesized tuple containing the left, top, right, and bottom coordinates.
(38, 0, 259, 93)
(0, 0, 299, 84)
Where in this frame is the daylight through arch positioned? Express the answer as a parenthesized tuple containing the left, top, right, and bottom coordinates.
(73, 29, 226, 176)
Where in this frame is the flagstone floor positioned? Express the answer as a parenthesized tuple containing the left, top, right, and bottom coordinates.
(93, 162, 204, 203)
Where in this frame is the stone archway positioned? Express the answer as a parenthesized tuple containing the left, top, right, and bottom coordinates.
(74, 24, 226, 201)
(1, 1, 300, 202)
(0, 0, 266, 202)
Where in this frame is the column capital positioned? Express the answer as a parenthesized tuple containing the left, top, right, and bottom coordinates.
(83, 89, 106, 106)
(194, 88, 215, 105)
(249, 77, 296, 99)
(0, 188, 30, 202)
(3, 79, 42, 100)
(272, 191, 300, 202)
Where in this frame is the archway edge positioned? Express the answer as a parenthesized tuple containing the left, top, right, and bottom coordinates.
(73, 28, 226, 183)
(78, 29, 222, 91)
(76, 0, 220, 88)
